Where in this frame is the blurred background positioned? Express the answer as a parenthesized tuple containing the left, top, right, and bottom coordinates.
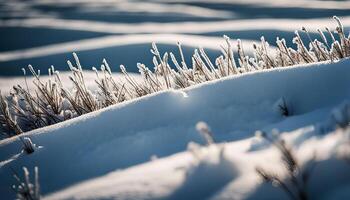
(0, 0, 349, 77)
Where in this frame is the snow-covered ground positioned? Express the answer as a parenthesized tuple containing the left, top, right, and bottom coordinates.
(1, 58, 350, 199)
(1, 0, 350, 199)
(1, 0, 350, 76)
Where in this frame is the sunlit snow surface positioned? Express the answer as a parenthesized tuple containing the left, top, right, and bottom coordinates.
(0, 0, 350, 75)
(1, 58, 350, 199)
(1, 0, 350, 199)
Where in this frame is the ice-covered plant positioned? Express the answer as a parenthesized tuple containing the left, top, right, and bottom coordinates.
(275, 97, 291, 117)
(12, 166, 40, 200)
(0, 91, 22, 137)
(93, 59, 127, 107)
(196, 121, 215, 145)
(64, 53, 99, 114)
(255, 131, 316, 200)
(19, 136, 35, 154)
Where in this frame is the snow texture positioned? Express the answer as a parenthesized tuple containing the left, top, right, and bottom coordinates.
(0, 58, 350, 199)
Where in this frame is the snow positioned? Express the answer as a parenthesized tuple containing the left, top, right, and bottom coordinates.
(0, 34, 258, 62)
(3, 17, 350, 35)
(0, 58, 350, 199)
(44, 130, 350, 200)
(156, 0, 350, 10)
(1, 0, 350, 199)
(1, 0, 350, 76)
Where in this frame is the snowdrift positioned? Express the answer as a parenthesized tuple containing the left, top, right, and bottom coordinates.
(1, 58, 350, 199)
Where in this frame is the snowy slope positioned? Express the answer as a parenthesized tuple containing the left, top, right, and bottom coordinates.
(1, 0, 350, 76)
(45, 128, 350, 200)
(1, 1, 350, 199)
(0, 58, 350, 199)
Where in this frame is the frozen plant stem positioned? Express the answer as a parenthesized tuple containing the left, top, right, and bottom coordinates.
(196, 121, 215, 145)
(255, 131, 316, 200)
(20, 137, 35, 154)
(278, 97, 291, 117)
(12, 166, 40, 200)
